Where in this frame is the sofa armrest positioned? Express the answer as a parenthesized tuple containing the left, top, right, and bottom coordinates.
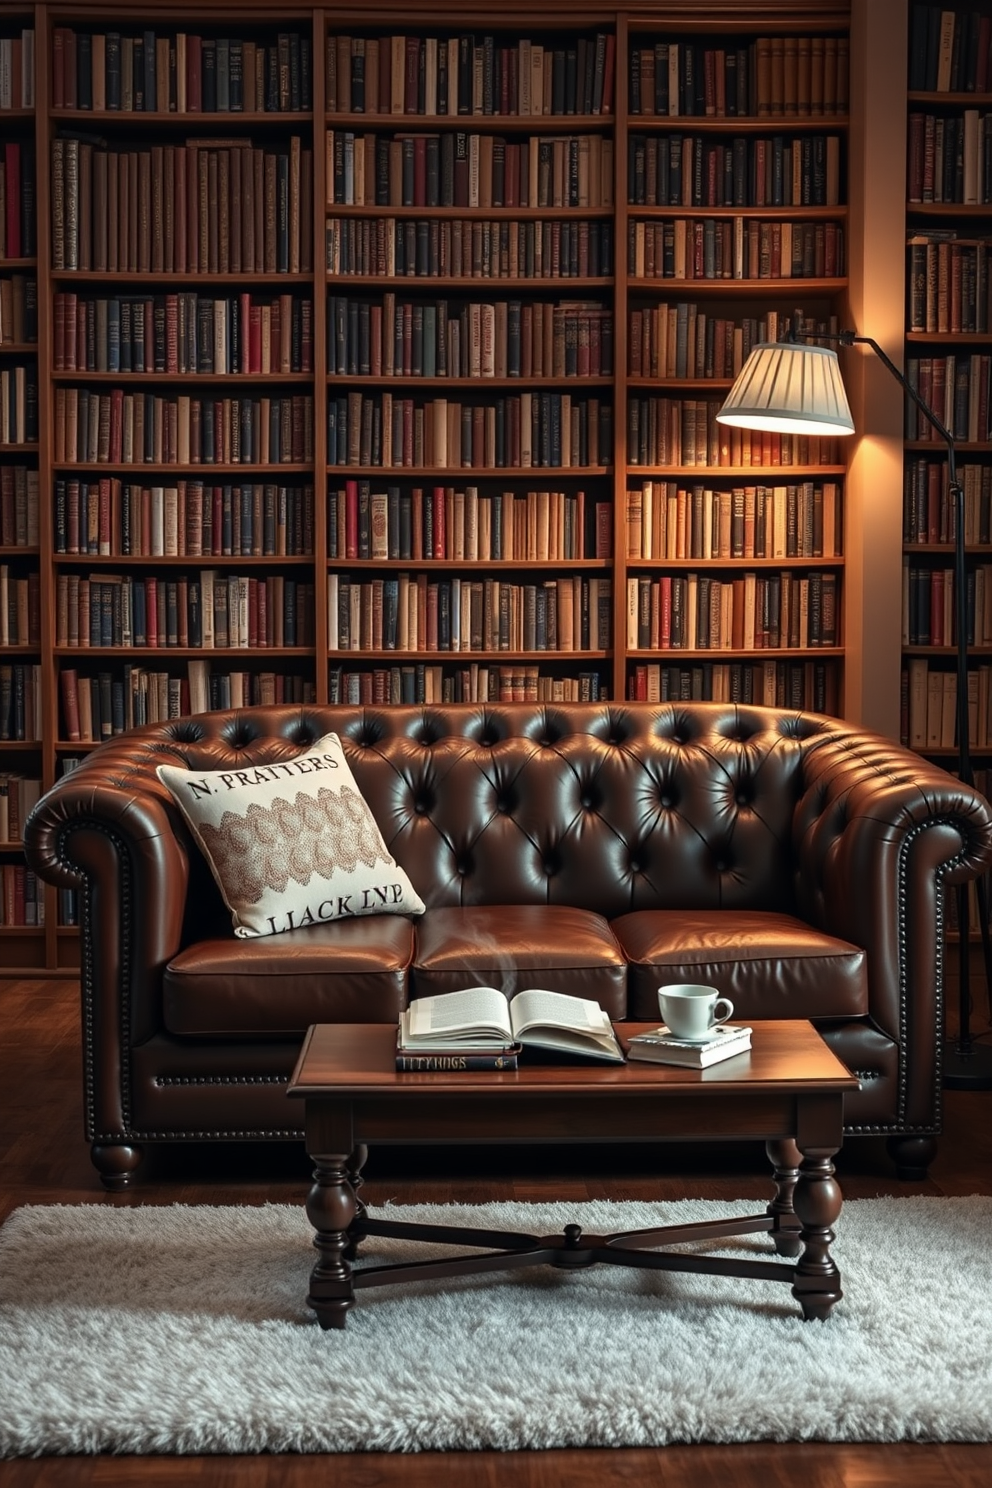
(24, 760, 191, 1141)
(794, 732, 992, 1128)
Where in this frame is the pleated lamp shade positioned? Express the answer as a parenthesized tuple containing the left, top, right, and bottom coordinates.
(716, 342, 855, 436)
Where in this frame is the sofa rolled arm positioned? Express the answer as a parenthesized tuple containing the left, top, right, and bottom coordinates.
(794, 731, 992, 1127)
(24, 760, 191, 1140)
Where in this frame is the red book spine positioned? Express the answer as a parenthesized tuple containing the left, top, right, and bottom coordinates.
(54, 294, 66, 370)
(240, 293, 252, 374)
(109, 388, 124, 463)
(432, 485, 445, 557)
(187, 35, 202, 113)
(249, 304, 262, 373)
(211, 484, 223, 551)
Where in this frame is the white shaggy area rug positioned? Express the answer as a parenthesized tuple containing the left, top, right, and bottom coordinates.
(2, 1196, 991, 1456)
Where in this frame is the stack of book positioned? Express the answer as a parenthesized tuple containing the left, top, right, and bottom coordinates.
(395, 985, 625, 1070)
(625, 1023, 752, 1068)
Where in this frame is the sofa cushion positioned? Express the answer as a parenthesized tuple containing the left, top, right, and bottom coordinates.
(163, 916, 414, 1035)
(611, 909, 867, 1021)
(156, 731, 425, 938)
(411, 905, 627, 1018)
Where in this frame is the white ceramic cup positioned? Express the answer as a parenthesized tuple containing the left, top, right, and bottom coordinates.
(658, 983, 734, 1041)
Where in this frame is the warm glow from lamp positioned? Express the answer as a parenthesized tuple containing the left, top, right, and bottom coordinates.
(716, 342, 856, 437)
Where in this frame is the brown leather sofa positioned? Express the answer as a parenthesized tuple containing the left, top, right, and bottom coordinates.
(24, 700, 992, 1189)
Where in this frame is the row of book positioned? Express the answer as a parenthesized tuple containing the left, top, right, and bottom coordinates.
(625, 480, 841, 562)
(0, 143, 36, 259)
(326, 32, 615, 120)
(325, 130, 615, 211)
(0, 866, 42, 927)
(627, 132, 842, 209)
(625, 570, 838, 653)
(0, 30, 34, 110)
(0, 466, 38, 548)
(627, 657, 839, 714)
(326, 391, 612, 471)
(624, 217, 845, 283)
(626, 396, 845, 471)
(56, 572, 314, 651)
(626, 306, 839, 382)
(59, 663, 315, 743)
(328, 663, 607, 706)
(902, 658, 992, 751)
(0, 663, 39, 741)
(0, 274, 36, 346)
(327, 573, 613, 655)
(907, 111, 992, 205)
(327, 483, 599, 563)
(908, 5, 992, 94)
(0, 365, 38, 445)
(0, 773, 40, 845)
(326, 295, 613, 381)
(902, 562, 992, 647)
(904, 356, 992, 443)
(53, 292, 313, 376)
(904, 458, 992, 547)
(51, 29, 312, 114)
(627, 36, 848, 119)
(52, 388, 314, 467)
(0, 565, 39, 646)
(325, 216, 614, 281)
(54, 479, 314, 558)
(50, 137, 314, 276)
(907, 235, 992, 335)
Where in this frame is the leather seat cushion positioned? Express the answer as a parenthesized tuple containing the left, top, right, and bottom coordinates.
(163, 916, 415, 1035)
(611, 909, 867, 1021)
(412, 904, 627, 1017)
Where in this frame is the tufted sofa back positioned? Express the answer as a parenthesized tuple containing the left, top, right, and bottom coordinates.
(83, 701, 836, 933)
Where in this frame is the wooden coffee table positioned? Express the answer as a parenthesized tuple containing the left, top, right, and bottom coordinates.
(287, 1019, 858, 1330)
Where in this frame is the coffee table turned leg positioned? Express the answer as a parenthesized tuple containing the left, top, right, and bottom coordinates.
(305, 1153, 357, 1329)
(765, 1138, 803, 1257)
(343, 1143, 368, 1262)
(791, 1147, 843, 1321)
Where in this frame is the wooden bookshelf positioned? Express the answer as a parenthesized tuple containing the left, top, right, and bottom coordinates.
(902, 4, 992, 823)
(0, 0, 856, 973)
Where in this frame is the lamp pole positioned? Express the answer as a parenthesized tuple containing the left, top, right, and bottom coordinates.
(828, 330, 992, 1086)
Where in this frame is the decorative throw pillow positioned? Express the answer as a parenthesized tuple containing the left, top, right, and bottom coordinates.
(156, 732, 425, 938)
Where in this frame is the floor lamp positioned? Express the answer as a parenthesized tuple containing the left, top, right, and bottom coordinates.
(716, 332, 992, 1089)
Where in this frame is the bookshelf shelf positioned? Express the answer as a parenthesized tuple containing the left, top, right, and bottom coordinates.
(626, 204, 847, 220)
(49, 108, 315, 125)
(49, 372, 314, 385)
(51, 462, 314, 474)
(327, 275, 616, 289)
(324, 112, 614, 132)
(327, 648, 613, 662)
(54, 646, 317, 658)
(54, 553, 314, 567)
(325, 205, 615, 220)
(49, 272, 314, 286)
(627, 278, 847, 296)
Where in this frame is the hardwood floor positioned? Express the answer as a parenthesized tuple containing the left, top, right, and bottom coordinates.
(2, 975, 992, 1487)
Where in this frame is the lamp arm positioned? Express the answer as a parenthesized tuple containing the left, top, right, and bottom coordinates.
(821, 331, 970, 785)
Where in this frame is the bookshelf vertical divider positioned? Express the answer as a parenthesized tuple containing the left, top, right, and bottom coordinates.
(611, 11, 630, 702)
(311, 5, 328, 700)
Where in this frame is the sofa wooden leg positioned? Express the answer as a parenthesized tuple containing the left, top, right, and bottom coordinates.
(91, 1143, 144, 1190)
(886, 1134, 937, 1181)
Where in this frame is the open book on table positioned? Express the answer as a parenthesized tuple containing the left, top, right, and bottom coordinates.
(400, 986, 625, 1063)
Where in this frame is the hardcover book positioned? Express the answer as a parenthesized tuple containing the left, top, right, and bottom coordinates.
(625, 1023, 752, 1068)
(399, 985, 624, 1062)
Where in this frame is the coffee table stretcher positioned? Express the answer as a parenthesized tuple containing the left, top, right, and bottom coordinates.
(291, 1022, 855, 1330)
